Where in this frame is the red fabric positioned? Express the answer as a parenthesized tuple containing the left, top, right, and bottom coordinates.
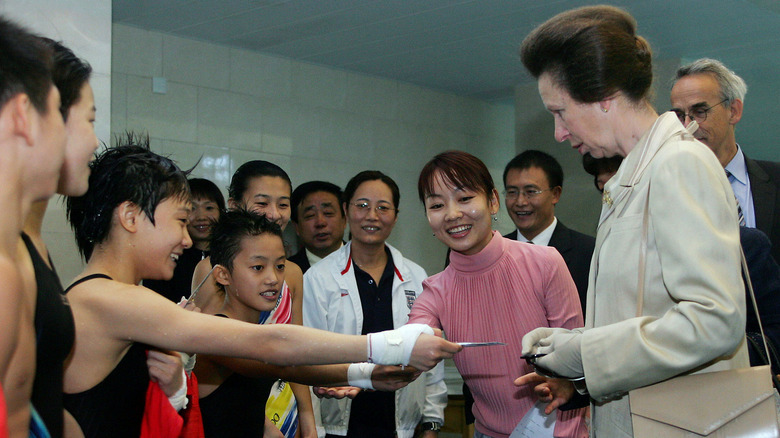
(179, 372, 204, 438)
(140, 380, 183, 438)
(0, 385, 7, 438)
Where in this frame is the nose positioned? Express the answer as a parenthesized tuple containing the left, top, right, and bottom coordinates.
(264, 204, 281, 222)
(314, 212, 327, 228)
(267, 267, 281, 286)
(182, 227, 193, 249)
(364, 206, 379, 220)
(444, 202, 462, 222)
(554, 119, 569, 143)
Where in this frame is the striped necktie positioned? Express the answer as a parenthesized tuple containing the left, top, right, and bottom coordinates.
(725, 169, 746, 227)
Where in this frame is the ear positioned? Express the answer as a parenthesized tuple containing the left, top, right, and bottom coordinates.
(342, 202, 349, 217)
(117, 201, 142, 233)
(228, 198, 240, 210)
(293, 217, 304, 237)
(7, 94, 35, 146)
(599, 95, 615, 114)
(213, 264, 231, 288)
(551, 186, 562, 205)
(728, 99, 743, 126)
(489, 188, 501, 215)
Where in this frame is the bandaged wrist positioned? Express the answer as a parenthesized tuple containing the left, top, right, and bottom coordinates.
(347, 363, 376, 390)
(167, 369, 189, 411)
(367, 324, 434, 366)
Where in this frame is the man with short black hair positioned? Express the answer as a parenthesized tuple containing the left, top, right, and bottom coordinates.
(671, 58, 780, 260)
(289, 181, 347, 273)
(503, 150, 594, 312)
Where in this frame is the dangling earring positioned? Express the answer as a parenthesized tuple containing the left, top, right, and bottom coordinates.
(492, 215, 498, 222)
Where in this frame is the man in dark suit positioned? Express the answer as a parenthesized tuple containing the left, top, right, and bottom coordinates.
(502, 150, 595, 314)
(672, 58, 780, 260)
(289, 181, 347, 273)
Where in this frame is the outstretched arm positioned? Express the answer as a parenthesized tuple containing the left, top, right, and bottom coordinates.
(80, 282, 460, 370)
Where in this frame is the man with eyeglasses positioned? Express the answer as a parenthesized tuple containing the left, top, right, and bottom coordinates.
(502, 150, 594, 313)
(671, 58, 780, 260)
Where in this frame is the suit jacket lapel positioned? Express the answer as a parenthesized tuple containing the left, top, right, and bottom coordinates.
(548, 222, 571, 254)
(746, 156, 776, 233)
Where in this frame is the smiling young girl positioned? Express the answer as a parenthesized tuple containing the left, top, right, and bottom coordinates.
(409, 151, 587, 438)
(144, 177, 225, 303)
(194, 208, 288, 437)
(61, 140, 458, 438)
(191, 160, 315, 437)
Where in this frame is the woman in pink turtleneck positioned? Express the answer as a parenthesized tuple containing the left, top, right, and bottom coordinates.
(409, 151, 587, 438)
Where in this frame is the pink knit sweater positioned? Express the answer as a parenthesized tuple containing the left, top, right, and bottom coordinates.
(409, 231, 588, 438)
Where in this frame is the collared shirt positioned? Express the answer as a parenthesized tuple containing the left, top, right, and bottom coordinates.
(518, 217, 558, 246)
(304, 241, 344, 268)
(349, 246, 396, 436)
(725, 145, 756, 227)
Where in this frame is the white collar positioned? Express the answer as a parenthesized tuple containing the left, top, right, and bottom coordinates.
(518, 217, 557, 246)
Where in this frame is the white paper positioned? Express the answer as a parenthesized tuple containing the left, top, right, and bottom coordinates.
(509, 401, 556, 438)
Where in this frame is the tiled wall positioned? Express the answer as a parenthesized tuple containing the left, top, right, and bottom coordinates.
(111, 23, 516, 279)
(0, 0, 112, 286)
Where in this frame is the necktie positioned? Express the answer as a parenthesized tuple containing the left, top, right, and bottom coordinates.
(725, 170, 746, 227)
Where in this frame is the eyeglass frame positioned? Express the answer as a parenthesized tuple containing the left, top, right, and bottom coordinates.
(502, 187, 557, 200)
(671, 98, 728, 124)
(348, 201, 398, 215)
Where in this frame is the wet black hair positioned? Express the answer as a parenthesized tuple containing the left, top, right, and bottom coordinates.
(0, 16, 53, 113)
(66, 132, 190, 261)
(228, 160, 292, 203)
(41, 38, 92, 120)
(290, 180, 344, 223)
(209, 208, 283, 273)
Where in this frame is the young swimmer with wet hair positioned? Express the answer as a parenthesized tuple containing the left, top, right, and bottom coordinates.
(195, 208, 290, 437)
(62, 137, 459, 438)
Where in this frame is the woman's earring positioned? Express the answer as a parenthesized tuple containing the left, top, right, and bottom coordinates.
(492, 215, 499, 222)
(602, 107, 608, 113)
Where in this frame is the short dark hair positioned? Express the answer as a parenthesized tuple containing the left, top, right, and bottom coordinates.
(520, 5, 653, 104)
(66, 132, 190, 261)
(582, 153, 624, 190)
(188, 178, 226, 212)
(0, 17, 54, 113)
(209, 208, 283, 273)
(41, 38, 92, 120)
(343, 171, 400, 212)
(503, 150, 563, 189)
(228, 160, 292, 202)
(290, 180, 343, 223)
(582, 153, 624, 177)
(418, 150, 495, 203)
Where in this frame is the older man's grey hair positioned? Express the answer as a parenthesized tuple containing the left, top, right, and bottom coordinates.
(675, 58, 748, 105)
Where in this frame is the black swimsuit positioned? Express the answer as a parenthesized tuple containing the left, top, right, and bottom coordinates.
(22, 232, 75, 438)
(62, 274, 150, 438)
(198, 314, 275, 437)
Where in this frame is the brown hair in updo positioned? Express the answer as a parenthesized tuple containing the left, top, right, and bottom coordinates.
(520, 5, 653, 104)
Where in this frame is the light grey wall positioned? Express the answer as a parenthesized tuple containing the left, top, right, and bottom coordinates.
(111, 24, 515, 278)
(0, 0, 112, 286)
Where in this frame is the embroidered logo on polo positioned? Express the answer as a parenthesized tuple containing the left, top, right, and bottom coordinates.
(405, 290, 417, 309)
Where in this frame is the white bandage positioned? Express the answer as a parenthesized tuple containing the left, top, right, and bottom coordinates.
(347, 363, 376, 390)
(367, 324, 434, 366)
(167, 369, 189, 411)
